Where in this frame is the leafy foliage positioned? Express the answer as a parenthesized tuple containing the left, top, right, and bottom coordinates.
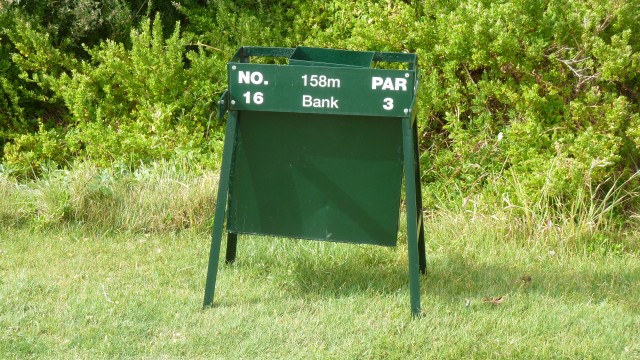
(1, 0, 639, 221)
(4, 15, 225, 172)
(0, 0, 192, 167)
(409, 0, 640, 216)
(0, 8, 61, 156)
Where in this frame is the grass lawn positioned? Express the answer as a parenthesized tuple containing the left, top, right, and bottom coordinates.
(1, 218, 639, 359)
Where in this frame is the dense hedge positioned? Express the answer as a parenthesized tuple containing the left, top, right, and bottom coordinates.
(1, 0, 639, 216)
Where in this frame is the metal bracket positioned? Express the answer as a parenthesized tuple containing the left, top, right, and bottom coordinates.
(217, 90, 229, 120)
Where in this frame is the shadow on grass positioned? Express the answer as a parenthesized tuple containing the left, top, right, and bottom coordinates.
(424, 253, 640, 312)
(284, 256, 408, 298)
(218, 237, 639, 313)
(212, 257, 408, 309)
(220, 238, 408, 300)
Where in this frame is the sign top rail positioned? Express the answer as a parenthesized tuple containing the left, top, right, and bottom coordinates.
(230, 46, 418, 69)
(225, 46, 419, 117)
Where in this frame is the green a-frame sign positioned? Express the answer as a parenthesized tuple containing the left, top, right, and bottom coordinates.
(203, 46, 426, 316)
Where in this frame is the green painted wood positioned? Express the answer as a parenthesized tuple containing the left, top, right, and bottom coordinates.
(402, 116, 422, 316)
(227, 111, 403, 247)
(228, 63, 416, 117)
(290, 46, 374, 67)
(203, 111, 238, 307)
(203, 46, 426, 316)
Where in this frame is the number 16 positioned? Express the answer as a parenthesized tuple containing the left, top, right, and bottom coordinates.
(243, 91, 264, 105)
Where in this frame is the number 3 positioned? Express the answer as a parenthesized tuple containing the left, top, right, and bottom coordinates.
(383, 97, 394, 110)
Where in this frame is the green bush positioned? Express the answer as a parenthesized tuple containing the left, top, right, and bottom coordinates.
(0, 161, 217, 231)
(0, 9, 61, 157)
(4, 15, 226, 173)
(3, 125, 72, 176)
(6, 0, 134, 55)
(0, 0, 136, 145)
(178, 0, 295, 51)
(1, 0, 639, 225)
(275, 0, 639, 223)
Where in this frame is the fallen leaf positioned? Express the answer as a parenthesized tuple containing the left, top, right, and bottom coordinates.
(483, 296, 506, 306)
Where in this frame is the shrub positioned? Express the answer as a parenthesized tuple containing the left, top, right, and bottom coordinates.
(3, 15, 226, 173)
(2, 0, 639, 226)
(267, 0, 640, 223)
(0, 161, 217, 231)
(3, 125, 72, 177)
(408, 0, 640, 220)
(0, 9, 66, 157)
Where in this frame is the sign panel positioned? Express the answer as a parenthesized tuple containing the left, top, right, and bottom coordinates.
(204, 47, 426, 316)
(228, 63, 416, 117)
(227, 111, 403, 246)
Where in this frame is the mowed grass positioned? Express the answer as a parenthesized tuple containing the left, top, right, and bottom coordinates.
(1, 215, 639, 359)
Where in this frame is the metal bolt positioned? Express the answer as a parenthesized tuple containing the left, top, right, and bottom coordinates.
(404, 108, 409, 114)
(405, 73, 410, 78)
(231, 100, 236, 105)
(232, 66, 236, 70)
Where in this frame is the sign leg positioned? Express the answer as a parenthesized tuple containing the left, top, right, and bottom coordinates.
(402, 117, 422, 317)
(203, 112, 238, 308)
(412, 120, 427, 275)
(225, 233, 238, 264)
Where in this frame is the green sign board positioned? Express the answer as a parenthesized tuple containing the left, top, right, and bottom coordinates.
(203, 47, 427, 316)
(227, 111, 403, 246)
(228, 63, 416, 117)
